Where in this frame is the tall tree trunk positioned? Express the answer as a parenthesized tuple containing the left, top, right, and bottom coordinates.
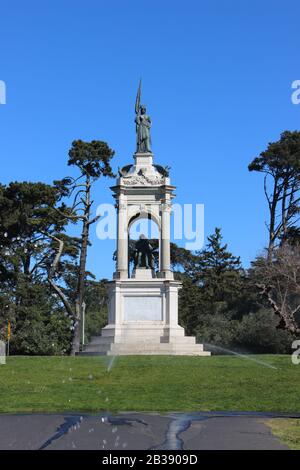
(281, 177, 289, 242)
(45, 233, 75, 319)
(267, 178, 279, 262)
(71, 176, 91, 355)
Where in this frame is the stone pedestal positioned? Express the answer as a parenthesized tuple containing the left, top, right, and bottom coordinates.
(83, 276, 210, 356)
(131, 267, 156, 279)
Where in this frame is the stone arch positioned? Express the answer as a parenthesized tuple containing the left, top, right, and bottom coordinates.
(128, 209, 161, 232)
(127, 211, 161, 276)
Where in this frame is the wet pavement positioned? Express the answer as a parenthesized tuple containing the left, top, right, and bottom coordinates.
(0, 412, 296, 450)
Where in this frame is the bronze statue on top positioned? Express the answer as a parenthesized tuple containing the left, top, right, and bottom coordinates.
(135, 80, 152, 153)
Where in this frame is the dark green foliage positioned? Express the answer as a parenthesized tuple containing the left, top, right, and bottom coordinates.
(195, 314, 239, 349)
(84, 279, 108, 341)
(177, 273, 204, 335)
(175, 228, 292, 353)
(248, 131, 300, 175)
(4, 279, 72, 355)
(234, 309, 293, 354)
(178, 228, 255, 328)
(196, 309, 293, 354)
(281, 226, 300, 246)
(0, 181, 77, 283)
(0, 137, 115, 356)
(0, 181, 78, 354)
(11, 314, 72, 356)
(195, 227, 243, 303)
(68, 140, 115, 178)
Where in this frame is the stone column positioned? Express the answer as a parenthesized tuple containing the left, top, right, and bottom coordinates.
(116, 199, 128, 279)
(161, 202, 172, 278)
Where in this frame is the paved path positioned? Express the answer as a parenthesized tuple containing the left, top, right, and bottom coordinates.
(0, 412, 292, 450)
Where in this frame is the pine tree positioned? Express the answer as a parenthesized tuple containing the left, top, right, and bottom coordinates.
(198, 228, 243, 303)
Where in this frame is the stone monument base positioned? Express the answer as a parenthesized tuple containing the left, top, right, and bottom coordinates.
(83, 275, 210, 356)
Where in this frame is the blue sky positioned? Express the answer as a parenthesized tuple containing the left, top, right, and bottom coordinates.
(0, 0, 299, 279)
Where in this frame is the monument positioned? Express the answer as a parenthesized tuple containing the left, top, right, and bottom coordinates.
(85, 83, 210, 356)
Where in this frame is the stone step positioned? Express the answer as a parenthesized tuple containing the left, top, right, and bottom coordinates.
(101, 330, 167, 338)
(86, 337, 200, 351)
(109, 343, 205, 353)
(86, 341, 201, 351)
(90, 336, 103, 342)
(90, 335, 193, 345)
(106, 349, 210, 357)
(160, 336, 196, 344)
(89, 336, 114, 345)
(78, 351, 107, 356)
(83, 333, 210, 356)
(100, 325, 181, 334)
(79, 349, 211, 357)
(90, 335, 164, 345)
(84, 343, 112, 353)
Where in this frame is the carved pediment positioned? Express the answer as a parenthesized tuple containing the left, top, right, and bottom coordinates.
(122, 172, 164, 187)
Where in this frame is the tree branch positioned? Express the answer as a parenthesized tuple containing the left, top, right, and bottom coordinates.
(87, 214, 101, 226)
(42, 232, 75, 318)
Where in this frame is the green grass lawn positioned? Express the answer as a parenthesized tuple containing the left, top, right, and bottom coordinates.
(0, 355, 299, 413)
(266, 419, 300, 450)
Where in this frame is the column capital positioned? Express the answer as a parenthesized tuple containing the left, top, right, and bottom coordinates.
(161, 202, 172, 213)
(115, 202, 127, 211)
